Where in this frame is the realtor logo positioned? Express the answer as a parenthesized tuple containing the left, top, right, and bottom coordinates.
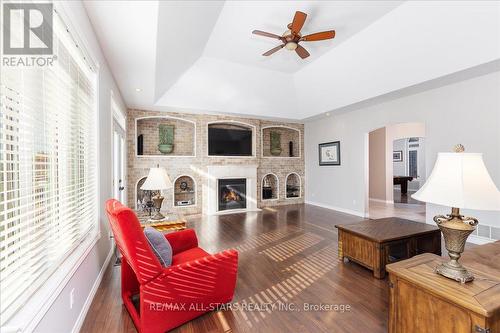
(3, 3, 53, 55)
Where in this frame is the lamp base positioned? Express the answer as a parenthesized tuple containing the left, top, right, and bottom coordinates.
(151, 211, 165, 220)
(433, 207, 478, 284)
(151, 195, 165, 220)
(435, 261, 474, 284)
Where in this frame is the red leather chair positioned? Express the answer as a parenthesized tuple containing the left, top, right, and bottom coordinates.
(105, 199, 238, 333)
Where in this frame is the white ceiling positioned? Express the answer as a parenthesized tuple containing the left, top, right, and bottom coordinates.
(204, 1, 400, 73)
(84, 1, 500, 120)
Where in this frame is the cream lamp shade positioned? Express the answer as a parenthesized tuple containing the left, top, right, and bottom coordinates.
(140, 167, 172, 191)
(412, 153, 500, 211)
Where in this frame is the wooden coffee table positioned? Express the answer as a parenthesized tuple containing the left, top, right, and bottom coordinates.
(335, 217, 441, 279)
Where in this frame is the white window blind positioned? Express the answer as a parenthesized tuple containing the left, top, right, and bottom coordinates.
(0, 9, 97, 322)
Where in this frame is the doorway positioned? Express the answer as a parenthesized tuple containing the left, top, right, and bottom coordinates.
(113, 120, 126, 203)
(367, 123, 426, 222)
(393, 137, 425, 204)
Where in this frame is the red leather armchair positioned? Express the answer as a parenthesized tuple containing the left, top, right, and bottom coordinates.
(105, 199, 238, 333)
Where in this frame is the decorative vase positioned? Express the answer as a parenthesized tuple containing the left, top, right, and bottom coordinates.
(158, 124, 174, 154)
(270, 147, 282, 156)
(158, 143, 174, 154)
(270, 131, 281, 156)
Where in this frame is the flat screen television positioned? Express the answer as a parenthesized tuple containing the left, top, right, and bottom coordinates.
(208, 127, 252, 156)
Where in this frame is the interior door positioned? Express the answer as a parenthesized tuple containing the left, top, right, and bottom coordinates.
(113, 120, 126, 203)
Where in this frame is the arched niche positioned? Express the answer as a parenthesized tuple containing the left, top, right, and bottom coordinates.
(207, 121, 256, 157)
(262, 173, 279, 200)
(285, 172, 301, 199)
(173, 175, 196, 207)
(136, 116, 196, 157)
(135, 176, 148, 210)
(261, 126, 301, 158)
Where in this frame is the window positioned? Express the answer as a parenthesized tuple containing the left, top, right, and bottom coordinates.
(408, 150, 418, 178)
(0, 9, 97, 321)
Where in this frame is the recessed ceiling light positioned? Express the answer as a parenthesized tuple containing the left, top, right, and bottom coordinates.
(325, 112, 330, 117)
(135, 88, 142, 92)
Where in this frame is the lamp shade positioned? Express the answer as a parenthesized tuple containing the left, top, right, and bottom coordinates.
(412, 153, 500, 211)
(140, 167, 172, 191)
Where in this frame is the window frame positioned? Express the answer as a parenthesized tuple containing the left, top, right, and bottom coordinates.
(0, 2, 102, 331)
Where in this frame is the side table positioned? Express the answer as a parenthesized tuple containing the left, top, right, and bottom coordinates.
(136, 211, 187, 232)
(387, 252, 500, 333)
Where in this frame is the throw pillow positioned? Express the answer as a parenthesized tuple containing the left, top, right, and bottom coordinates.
(144, 226, 172, 267)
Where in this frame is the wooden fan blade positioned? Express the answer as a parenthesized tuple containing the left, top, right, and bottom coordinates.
(295, 44, 310, 59)
(301, 30, 336, 42)
(291, 11, 307, 34)
(252, 30, 282, 40)
(262, 44, 285, 56)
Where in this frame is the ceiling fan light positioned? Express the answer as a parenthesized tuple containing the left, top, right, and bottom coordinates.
(285, 42, 298, 51)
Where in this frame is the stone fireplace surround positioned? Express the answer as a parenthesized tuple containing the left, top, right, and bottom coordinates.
(127, 109, 305, 216)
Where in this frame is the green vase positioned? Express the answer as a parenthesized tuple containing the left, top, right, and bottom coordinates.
(270, 131, 281, 156)
(158, 124, 174, 154)
(158, 143, 174, 154)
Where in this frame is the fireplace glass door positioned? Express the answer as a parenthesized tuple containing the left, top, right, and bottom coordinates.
(218, 178, 247, 211)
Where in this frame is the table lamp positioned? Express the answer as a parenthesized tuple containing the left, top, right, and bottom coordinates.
(140, 166, 172, 220)
(412, 145, 500, 283)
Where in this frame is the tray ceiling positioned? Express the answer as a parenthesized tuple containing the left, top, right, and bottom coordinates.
(84, 1, 500, 120)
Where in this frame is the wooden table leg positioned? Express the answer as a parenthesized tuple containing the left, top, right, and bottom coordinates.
(373, 243, 386, 279)
(388, 274, 396, 333)
(401, 181, 408, 194)
(338, 230, 344, 262)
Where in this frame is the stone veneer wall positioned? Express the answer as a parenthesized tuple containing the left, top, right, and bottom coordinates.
(127, 109, 305, 215)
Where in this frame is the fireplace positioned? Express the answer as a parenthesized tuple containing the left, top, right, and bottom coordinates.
(218, 178, 247, 211)
(205, 165, 258, 215)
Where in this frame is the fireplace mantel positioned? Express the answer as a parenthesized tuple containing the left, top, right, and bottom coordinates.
(203, 165, 260, 215)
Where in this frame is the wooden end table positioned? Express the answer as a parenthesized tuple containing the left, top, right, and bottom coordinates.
(386, 244, 500, 333)
(335, 217, 441, 279)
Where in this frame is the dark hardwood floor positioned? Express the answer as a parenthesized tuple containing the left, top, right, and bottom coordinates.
(81, 204, 391, 333)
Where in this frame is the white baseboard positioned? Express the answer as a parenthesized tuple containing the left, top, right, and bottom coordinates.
(305, 200, 366, 218)
(468, 235, 495, 245)
(71, 246, 114, 333)
(369, 198, 394, 204)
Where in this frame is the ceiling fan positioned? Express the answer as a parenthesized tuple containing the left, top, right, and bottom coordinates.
(252, 11, 335, 59)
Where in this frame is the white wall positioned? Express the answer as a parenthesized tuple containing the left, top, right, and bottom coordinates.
(305, 71, 500, 229)
(33, 2, 126, 332)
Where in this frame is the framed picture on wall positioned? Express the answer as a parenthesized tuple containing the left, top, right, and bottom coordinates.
(319, 141, 341, 166)
(393, 150, 403, 162)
